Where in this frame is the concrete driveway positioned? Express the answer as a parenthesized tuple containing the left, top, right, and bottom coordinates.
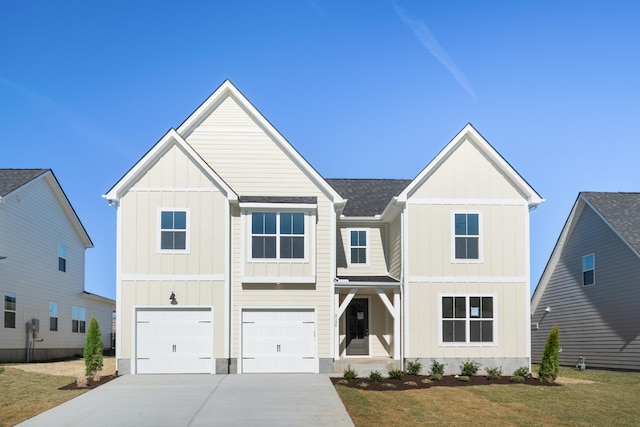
(18, 374, 354, 427)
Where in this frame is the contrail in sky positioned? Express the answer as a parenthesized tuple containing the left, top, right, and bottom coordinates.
(394, 4, 477, 99)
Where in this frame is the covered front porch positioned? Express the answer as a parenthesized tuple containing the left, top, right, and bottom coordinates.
(333, 276, 401, 373)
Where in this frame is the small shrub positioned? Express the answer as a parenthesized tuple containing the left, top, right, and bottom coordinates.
(421, 378, 432, 384)
(430, 373, 443, 381)
(83, 317, 104, 377)
(457, 375, 470, 382)
(337, 379, 349, 385)
(486, 366, 503, 380)
(369, 370, 383, 382)
(382, 383, 396, 388)
(460, 360, 482, 376)
(539, 325, 560, 383)
(406, 360, 423, 375)
(510, 375, 525, 383)
(388, 369, 403, 380)
(343, 368, 358, 380)
(430, 359, 446, 375)
(358, 382, 369, 388)
(404, 381, 418, 386)
(513, 366, 532, 379)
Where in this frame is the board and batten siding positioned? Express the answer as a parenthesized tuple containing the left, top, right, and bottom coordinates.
(117, 143, 229, 364)
(336, 222, 389, 276)
(0, 176, 113, 361)
(532, 204, 640, 370)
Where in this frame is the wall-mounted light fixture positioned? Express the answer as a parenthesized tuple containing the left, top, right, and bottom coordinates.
(170, 292, 177, 305)
(545, 307, 551, 312)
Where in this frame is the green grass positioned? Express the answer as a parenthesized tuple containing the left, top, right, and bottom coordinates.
(336, 366, 640, 426)
(0, 367, 86, 427)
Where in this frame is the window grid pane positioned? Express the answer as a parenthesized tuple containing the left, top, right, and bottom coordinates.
(161, 211, 188, 250)
(251, 212, 305, 259)
(454, 214, 479, 260)
(442, 296, 494, 344)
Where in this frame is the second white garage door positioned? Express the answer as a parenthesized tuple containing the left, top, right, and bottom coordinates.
(242, 309, 316, 373)
(136, 308, 213, 374)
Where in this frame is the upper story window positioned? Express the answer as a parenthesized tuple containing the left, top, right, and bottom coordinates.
(58, 243, 67, 272)
(72, 306, 86, 333)
(582, 254, 595, 286)
(454, 213, 479, 260)
(441, 295, 494, 344)
(49, 301, 58, 331)
(160, 210, 187, 251)
(349, 229, 368, 265)
(4, 293, 16, 328)
(251, 212, 305, 259)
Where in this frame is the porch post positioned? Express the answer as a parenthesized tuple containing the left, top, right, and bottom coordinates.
(393, 289, 400, 360)
(334, 291, 340, 361)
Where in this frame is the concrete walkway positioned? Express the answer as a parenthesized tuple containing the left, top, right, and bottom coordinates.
(18, 374, 354, 427)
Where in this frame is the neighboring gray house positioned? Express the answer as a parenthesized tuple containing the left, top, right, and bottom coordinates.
(0, 169, 115, 362)
(531, 192, 640, 371)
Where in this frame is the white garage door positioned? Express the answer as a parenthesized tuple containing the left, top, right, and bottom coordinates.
(242, 309, 316, 373)
(136, 308, 213, 374)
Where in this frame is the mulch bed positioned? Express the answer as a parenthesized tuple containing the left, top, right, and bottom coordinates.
(331, 375, 560, 391)
(59, 374, 119, 390)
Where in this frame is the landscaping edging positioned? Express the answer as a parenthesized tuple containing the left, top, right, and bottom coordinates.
(331, 375, 559, 391)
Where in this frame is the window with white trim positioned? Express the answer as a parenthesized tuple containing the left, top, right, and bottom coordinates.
(160, 210, 187, 251)
(251, 212, 305, 259)
(349, 229, 368, 265)
(582, 254, 595, 286)
(49, 301, 58, 331)
(72, 306, 86, 333)
(4, 293, 16, 329)
(442, 296, 494, 343)
(58, 243, 67, 272)
(454, 213, 479, 260)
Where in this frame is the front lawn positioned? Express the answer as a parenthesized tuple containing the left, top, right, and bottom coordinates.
(335, 366, 640, 426)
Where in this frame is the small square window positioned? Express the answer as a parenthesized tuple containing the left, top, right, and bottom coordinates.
(349, 230, 367, 265)
(160, 211, 187, 251)
(454, 213, 479, 260)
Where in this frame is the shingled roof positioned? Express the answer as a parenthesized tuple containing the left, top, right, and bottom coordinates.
(582, 192, 640, 254)
(0, 169, 48, 197)
(326, 179, 411, 217)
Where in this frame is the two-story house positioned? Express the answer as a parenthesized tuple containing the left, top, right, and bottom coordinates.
(105, 80, 543, 375)
(0, 169, 114, 362)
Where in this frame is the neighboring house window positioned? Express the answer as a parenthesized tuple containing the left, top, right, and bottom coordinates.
(72, 306, 86, 333)
(442, 296, 494, 343)
(49, 302, 58, 331)
(349, 229, 368, 265)
(454, 213, 479, 260)
(58, 243, 67, 272)
(251, 212, 305, 259)
(582, 254, 595, 286)
(4, 293, 16, 329)
(160, 210, 187, 251)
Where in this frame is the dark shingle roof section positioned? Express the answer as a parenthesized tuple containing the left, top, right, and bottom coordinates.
(337, 275, 400, 283)
(239, 196, 317, 204)
(327, 179, 411, 217)
(0, 169, 48, 197)
(582, 192, 640, 254)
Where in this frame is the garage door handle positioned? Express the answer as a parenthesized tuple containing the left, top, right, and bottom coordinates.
(138, 358, 150, 360)
(199, 357, 211, 359)
(199, 320, 211, 323)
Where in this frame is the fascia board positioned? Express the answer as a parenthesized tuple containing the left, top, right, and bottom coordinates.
(398, 124, 544, 207)
(177, 80, 344, 205)
(104, 129, 238, 202)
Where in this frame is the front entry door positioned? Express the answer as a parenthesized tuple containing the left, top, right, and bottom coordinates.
(346, 298, 369, 356)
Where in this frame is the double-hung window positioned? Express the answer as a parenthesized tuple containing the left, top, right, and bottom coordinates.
(454, 213, 479, 260)
(49, 301, 58, 331)
(582, 254, 595, 286)
(58, 243, 67, 272)
(160, 210, 187, 251)
(72, 306, 86, 333)
(4, 293, 16, 329)
(251, 212, 305, 259)
(349, 229, 368, 265)
(442, 295, 494, 343)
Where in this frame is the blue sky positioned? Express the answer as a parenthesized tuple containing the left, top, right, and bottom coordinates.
(2, 1, 639, 300)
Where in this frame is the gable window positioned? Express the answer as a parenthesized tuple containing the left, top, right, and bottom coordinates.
(441, 295, 494, 343)
(160, 210, 187, 251)
(58, 243, 67, 272)
(582, 254, 595, 286)
(49, 302, 58, 331)
(72, 306, 86, 333)
(251, 212, 305, 259)
(349, 230, 368, 265)
(4, 293, 16, 329)
(454, 213, 479, 260)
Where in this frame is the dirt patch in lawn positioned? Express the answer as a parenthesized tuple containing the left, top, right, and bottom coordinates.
(9, 357, 116, 378)
(332, 374, 560, 391)
(555, 376, 595, 385)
